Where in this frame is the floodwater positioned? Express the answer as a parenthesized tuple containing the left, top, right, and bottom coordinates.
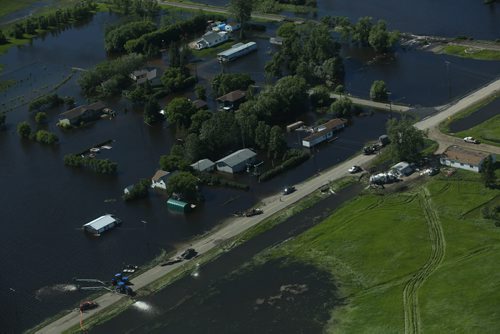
(0, 6, 498, 332)
(93, 184, 361, 333)
(202, 0, 500, 39)
(448, 97, 500, 133)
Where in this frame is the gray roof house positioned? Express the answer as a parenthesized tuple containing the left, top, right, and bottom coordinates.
(58, 101, 106, 126)
(216, 148, 257, 174)
(191, 159, 215, 172)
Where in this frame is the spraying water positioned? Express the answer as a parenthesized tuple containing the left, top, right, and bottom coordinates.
(132, 301, 154, 313)
(35, 284, 78, 298)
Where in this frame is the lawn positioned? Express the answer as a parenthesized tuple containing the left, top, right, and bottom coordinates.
(454, 114, 500, 147)
(250, 169, 500, 333)
(442, 44, 500, 61)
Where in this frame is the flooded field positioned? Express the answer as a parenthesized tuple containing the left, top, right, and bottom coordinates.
(0, 4, 498, 331)
(448, 97, 500, 133)
(93, 185, 361, 333)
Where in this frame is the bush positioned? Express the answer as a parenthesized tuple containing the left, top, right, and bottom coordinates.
(17, 121, 32, 138)
(63, 154, 118, 174)
(29, 94, 64, 112)
(259, 149, 310, 182)
(35, 112, 48, 124)
(34, 130, 58, 145)
(123, 179, 150, 201)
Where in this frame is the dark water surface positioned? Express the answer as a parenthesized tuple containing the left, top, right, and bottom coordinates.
(0, 5, 498, 332)
(93, 185, 361, 334)
(448, 97, 500, 133)
(201, 0, 500, 39)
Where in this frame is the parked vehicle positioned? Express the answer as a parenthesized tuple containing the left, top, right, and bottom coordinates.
(161, 257, 183, 266)
(348, 165, 362, 174)
(282, 186, 296, 195)
(463, 136, 479, 144)
(245, 208, 263, 217)
(181, 248, 198, 260)
(79, 301, 98, 312)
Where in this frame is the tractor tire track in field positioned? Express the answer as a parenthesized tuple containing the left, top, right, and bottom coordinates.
(403, 187, 446, 334)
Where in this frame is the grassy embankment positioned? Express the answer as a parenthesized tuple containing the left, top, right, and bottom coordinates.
(440, 44, 500, 61)
(243, 168, 500, 333)
(439, 94, 500, 147)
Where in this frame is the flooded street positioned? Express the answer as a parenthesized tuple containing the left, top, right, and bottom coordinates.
(93, 185, 361, 334)
(0, 2, 499, 331)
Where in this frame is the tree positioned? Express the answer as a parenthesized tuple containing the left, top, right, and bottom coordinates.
(166, 171, 199, 201)
(17, 121, 32, 138)
(368, 20, 399, 53)
(329, 96, 353, 118)
(35, 112, 48, 124)
(386, 118, 426, 163)
(34, 130, 58, 145)
(159, 154, 189, 171)
(161, 66, 196, 93)
(185, 133, 203, 163)
(195, 84, 206, 100)
(104, 21, 156, 53)
(199, 111, 240, 157)
(268, 126, 287, 162)
(189, 109, 212, 134)
(310, 85, 332, 108)
(370, 80, 389, 102)
(352, 16, 373, 46)
(229, 0, 253, 38)
(481, 155, 496, 188)
(166, 97, 196, 128)
(211, 73, 254, 97)
(143, 98, 161, 124)
(123, 179, 150, 201)
(254, 121, 271, 150)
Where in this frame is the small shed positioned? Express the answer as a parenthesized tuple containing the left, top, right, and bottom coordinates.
(217, 90, 247, 111)
(191, 159, 215, 172)
(192, 99, 208, 110)
(82, 214, 121, 236)
(167, 198, 196, 212)
(123, 185, 134, 195)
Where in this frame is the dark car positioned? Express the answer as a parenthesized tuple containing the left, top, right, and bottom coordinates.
(161, 257, 183, 266)
(282, 186, 296, 195)
(181, 248, 198, 260)
(80, 301, 98, 312)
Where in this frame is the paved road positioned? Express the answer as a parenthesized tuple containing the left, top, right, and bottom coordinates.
(329, 93, 411, 112)
(36, 74, 500, 333)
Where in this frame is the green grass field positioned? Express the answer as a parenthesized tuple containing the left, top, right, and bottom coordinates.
(454, 114, 500, 147)
(442, 45, 500, 61)
(0, 0, 38, 19)
(250, 170, 500, 333)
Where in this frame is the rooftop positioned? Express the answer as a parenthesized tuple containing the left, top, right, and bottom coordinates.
(152, 170, 170, 181)
(217, 148, 256, 167)
(193, 99, 208, 109)
(217, 41, 256, 57)
(59, 101, 106, 120)
(191, 158, 215, 171)
(200, 31, 226, 44)
(83, 214, 118, 231)
(303, 118, 347, 142)
(442, 145, 491, 165)
(217, 90, 246, 103)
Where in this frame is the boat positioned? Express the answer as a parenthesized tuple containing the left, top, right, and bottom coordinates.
(90, 147, 100, 153)
(245, 208, 263, 217)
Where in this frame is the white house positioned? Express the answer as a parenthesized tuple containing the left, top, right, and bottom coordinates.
(302, 118, 347, 148)
(130, 67, 157, 84)
(191, 159, 215, 172)
(216, 149, 257, 174)
(440, 145, 495, 173)
(151, 170, 172, 190)
(193, 31, 228, 50)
